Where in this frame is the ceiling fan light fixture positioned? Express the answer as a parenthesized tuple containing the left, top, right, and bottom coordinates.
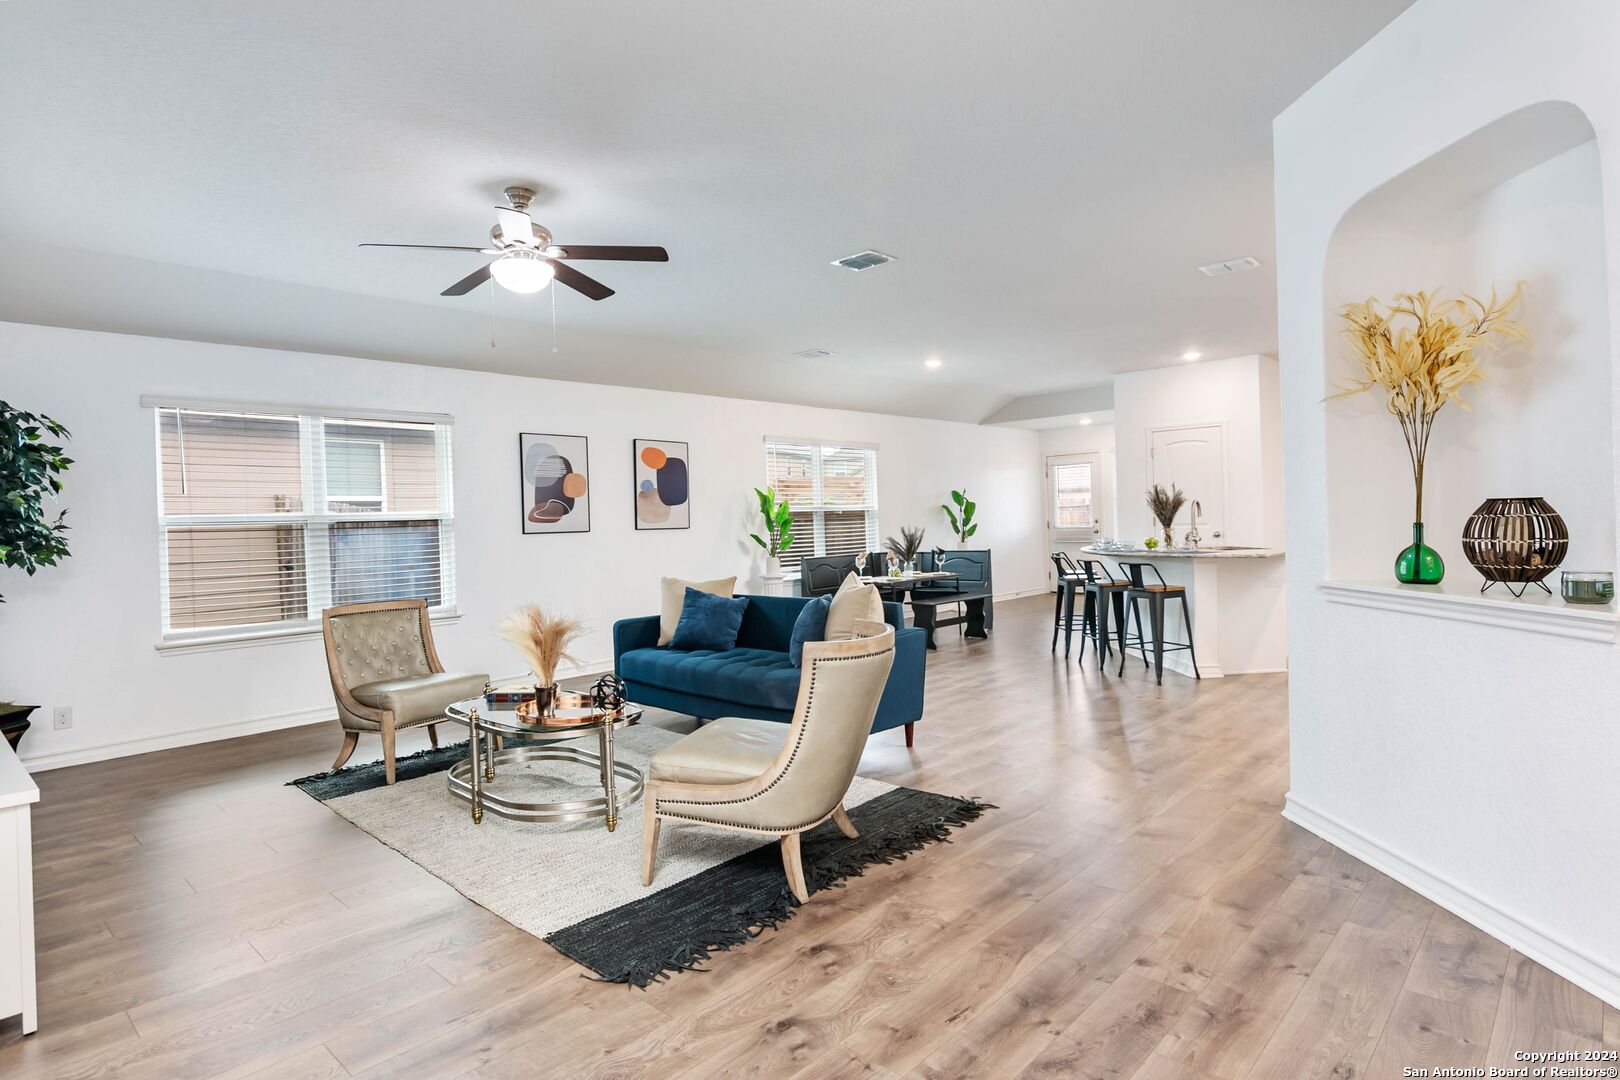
(489, 251, 555, 293)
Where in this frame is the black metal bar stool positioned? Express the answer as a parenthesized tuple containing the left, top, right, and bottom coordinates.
(1050, 553, 1089, 655)
(1077, 558, 1133, 668)
(1115, 560, 1200, 684)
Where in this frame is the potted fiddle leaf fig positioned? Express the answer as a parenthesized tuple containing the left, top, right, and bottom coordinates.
(942, 488, 978, 547)
(748, 486, 795, 576)
(1, 400, 73, 751)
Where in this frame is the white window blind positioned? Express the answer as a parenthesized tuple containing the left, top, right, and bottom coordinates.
(154, 406, 455, 642)
(763, 439, 880, 574)
(1051, 460, 1095, 533)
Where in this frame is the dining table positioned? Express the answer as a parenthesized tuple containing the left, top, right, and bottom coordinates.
(857, 571, 987, 649)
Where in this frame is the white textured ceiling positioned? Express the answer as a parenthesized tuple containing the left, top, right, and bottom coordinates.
(0, 0, 1412, 422)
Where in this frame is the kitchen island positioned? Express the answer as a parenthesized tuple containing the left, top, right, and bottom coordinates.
(1080, 546, 1287, 678)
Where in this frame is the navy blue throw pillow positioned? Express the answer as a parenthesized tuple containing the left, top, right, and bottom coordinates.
(669, 587, 749, 651)
(788, 595, 833, 667)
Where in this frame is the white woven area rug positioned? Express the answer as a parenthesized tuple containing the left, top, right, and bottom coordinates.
(300, 724, 896, 937)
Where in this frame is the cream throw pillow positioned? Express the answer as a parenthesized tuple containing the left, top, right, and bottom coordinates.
(659, 576, 738, 646)
(825, 572, 885, 641)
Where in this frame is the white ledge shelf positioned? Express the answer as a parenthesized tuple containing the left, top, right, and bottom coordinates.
(1319, 580, 1617, 643)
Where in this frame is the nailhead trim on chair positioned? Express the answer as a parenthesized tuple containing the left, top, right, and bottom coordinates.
(654, 646, 895, 831)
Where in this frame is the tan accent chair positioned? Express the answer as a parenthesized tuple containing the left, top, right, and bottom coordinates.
(322, 599, 488, 784)
(642, 619, 896, 903)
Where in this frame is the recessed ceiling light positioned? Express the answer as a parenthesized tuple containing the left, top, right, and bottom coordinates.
(924, 356, 943, 369)
(1079, 417, 1093, 426)
(1181, 350, 1203, 361)
(792, 348, 832, 360)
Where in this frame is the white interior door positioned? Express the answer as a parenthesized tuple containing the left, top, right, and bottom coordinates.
(1149, 424, 1225, 541)
(1046, 452, 1103, 586)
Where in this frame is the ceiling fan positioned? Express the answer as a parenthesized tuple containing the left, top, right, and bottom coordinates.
(360, 186, 668, 300)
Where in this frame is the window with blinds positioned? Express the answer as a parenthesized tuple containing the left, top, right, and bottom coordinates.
(1051, 460, 1095, 533)
(763, 439, 879, 575)
(153, 406, 455, 641)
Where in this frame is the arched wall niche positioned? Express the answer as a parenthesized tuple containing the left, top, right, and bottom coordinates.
(1321, 101, 1614, 587)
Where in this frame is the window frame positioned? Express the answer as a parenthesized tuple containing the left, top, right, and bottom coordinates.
(763, 438, 880, 577)
(150, 403, 457, 651)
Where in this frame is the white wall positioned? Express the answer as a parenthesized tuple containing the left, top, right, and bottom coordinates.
(0, 321, 1045, 769)
(1113, 354, 1285, 546)
(1276, 0, 1620, 1007)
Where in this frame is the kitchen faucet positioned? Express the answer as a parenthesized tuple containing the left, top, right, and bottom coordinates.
(1185, 501, 1202, 548)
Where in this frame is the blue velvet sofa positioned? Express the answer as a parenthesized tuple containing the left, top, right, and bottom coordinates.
(612, 593, 926, 745)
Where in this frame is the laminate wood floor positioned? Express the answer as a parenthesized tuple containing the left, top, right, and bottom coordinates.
(2, 595, 1614, 1078)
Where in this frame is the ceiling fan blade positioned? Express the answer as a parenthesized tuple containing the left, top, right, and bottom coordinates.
(550, 245, 669, 262)
(494, 206, 535, 246)
(546, 259, 615, 301)
(441, 263, 494, 296)
(359, 243, 492, 252)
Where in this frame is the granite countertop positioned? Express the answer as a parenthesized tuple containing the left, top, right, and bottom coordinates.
(1080, 545, 1284, 560)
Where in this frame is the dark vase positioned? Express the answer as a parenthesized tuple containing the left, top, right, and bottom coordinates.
(1395, 522, 1445, 584)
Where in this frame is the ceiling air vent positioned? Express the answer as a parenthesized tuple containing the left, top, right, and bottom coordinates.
(792, 348, 833, 360)
(1197, 256, 1262, 277)
(832, 250, 895, 272)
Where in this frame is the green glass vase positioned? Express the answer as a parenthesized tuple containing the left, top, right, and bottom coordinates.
(1395, 522, 1444, 584)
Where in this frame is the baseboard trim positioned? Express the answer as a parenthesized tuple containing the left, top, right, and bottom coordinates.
(20, 706, 336, 773)
(995, 588, 1047, 602)
(21, 658, 619, 773)
(1283, 793, 1620, 1009)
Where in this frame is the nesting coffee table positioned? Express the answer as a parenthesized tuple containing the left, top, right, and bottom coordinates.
(443, 695, 645, 830)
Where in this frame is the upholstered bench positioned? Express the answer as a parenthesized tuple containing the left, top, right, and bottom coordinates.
(612, 593, 926, 745)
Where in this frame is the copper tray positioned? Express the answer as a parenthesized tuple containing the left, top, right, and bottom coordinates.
(514, 689, 623, 727)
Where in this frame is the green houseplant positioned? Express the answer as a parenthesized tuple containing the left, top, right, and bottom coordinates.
(1, 400, 72, 601)
(748, 486, 796, 576)
(1, 400, 73, 750)
(941, 488, 978, 547)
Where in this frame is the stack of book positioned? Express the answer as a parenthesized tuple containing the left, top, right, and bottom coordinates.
(483, 683, 535, 710)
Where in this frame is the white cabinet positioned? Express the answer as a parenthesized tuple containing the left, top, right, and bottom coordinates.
(0, 741, 37, 1035)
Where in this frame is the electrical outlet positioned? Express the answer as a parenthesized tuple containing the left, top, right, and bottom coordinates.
(52, 705, 72, 730)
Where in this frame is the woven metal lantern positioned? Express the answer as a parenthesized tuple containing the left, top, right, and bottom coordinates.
(1460, 497, 1569, 596)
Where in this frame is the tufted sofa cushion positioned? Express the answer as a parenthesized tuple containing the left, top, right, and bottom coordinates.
(617, 646, 801, 713)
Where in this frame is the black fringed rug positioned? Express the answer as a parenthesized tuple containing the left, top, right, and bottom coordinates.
(290, 726, 990, 987)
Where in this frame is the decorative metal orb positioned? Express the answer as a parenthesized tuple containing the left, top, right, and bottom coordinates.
(1460, 497, 1569, 597)
(591, 674, 626, 713)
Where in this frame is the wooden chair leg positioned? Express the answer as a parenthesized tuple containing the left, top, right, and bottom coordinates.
(831, 803, 859, 839)
(780, 832, 809, 903)
(381, 721, 397, 785)
(428, 723, 439, 749)
(332, 731, 359, 771)
(641, 791, 662, 886)
(904, 722, 915, 748)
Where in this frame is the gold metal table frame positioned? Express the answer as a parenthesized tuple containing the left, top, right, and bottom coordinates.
(443, 696, 645, 830)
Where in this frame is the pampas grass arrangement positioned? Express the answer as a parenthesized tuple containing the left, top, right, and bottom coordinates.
(1331, 284, 1528, 521)
(499, 604, 587, 688)
(1146, 483, 1186, 544)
